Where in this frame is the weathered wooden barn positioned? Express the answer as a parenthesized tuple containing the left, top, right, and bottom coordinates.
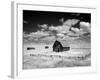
(53, 40, 70, 52)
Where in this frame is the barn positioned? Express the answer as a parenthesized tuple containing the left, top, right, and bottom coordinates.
(53, 40, 70, 52)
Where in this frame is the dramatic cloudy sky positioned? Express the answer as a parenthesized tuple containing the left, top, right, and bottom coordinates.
(23, 10, 91, 42)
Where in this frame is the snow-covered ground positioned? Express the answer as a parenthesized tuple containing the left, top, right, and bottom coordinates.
(23, 37, 91, 69)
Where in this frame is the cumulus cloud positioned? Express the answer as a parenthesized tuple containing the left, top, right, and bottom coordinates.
(24, 20, 91, 42)
(70, 21, 91, 36)
(48, 19, 80, 35)
(38, 24, 48, 29)
(37, 19, 80, 37)
(23, 30, 50, 41)
(71, 27, 80, 33)
(71, 27, 85, 36)
(63, 19, 79, 26)
(67, 31, 80, 37)
(29, 31, 50, 38)
(56, 33, 64, 37)
(23, 32, 31, 38)
(49, 25, 71, 34)
(40, 19, 88, 39)
(80, 22, 91, 33)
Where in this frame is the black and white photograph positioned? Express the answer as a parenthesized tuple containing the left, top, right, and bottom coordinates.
(23, 10, 91, 69)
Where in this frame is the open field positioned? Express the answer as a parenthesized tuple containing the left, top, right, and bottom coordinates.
(23, 36, 91, 69)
